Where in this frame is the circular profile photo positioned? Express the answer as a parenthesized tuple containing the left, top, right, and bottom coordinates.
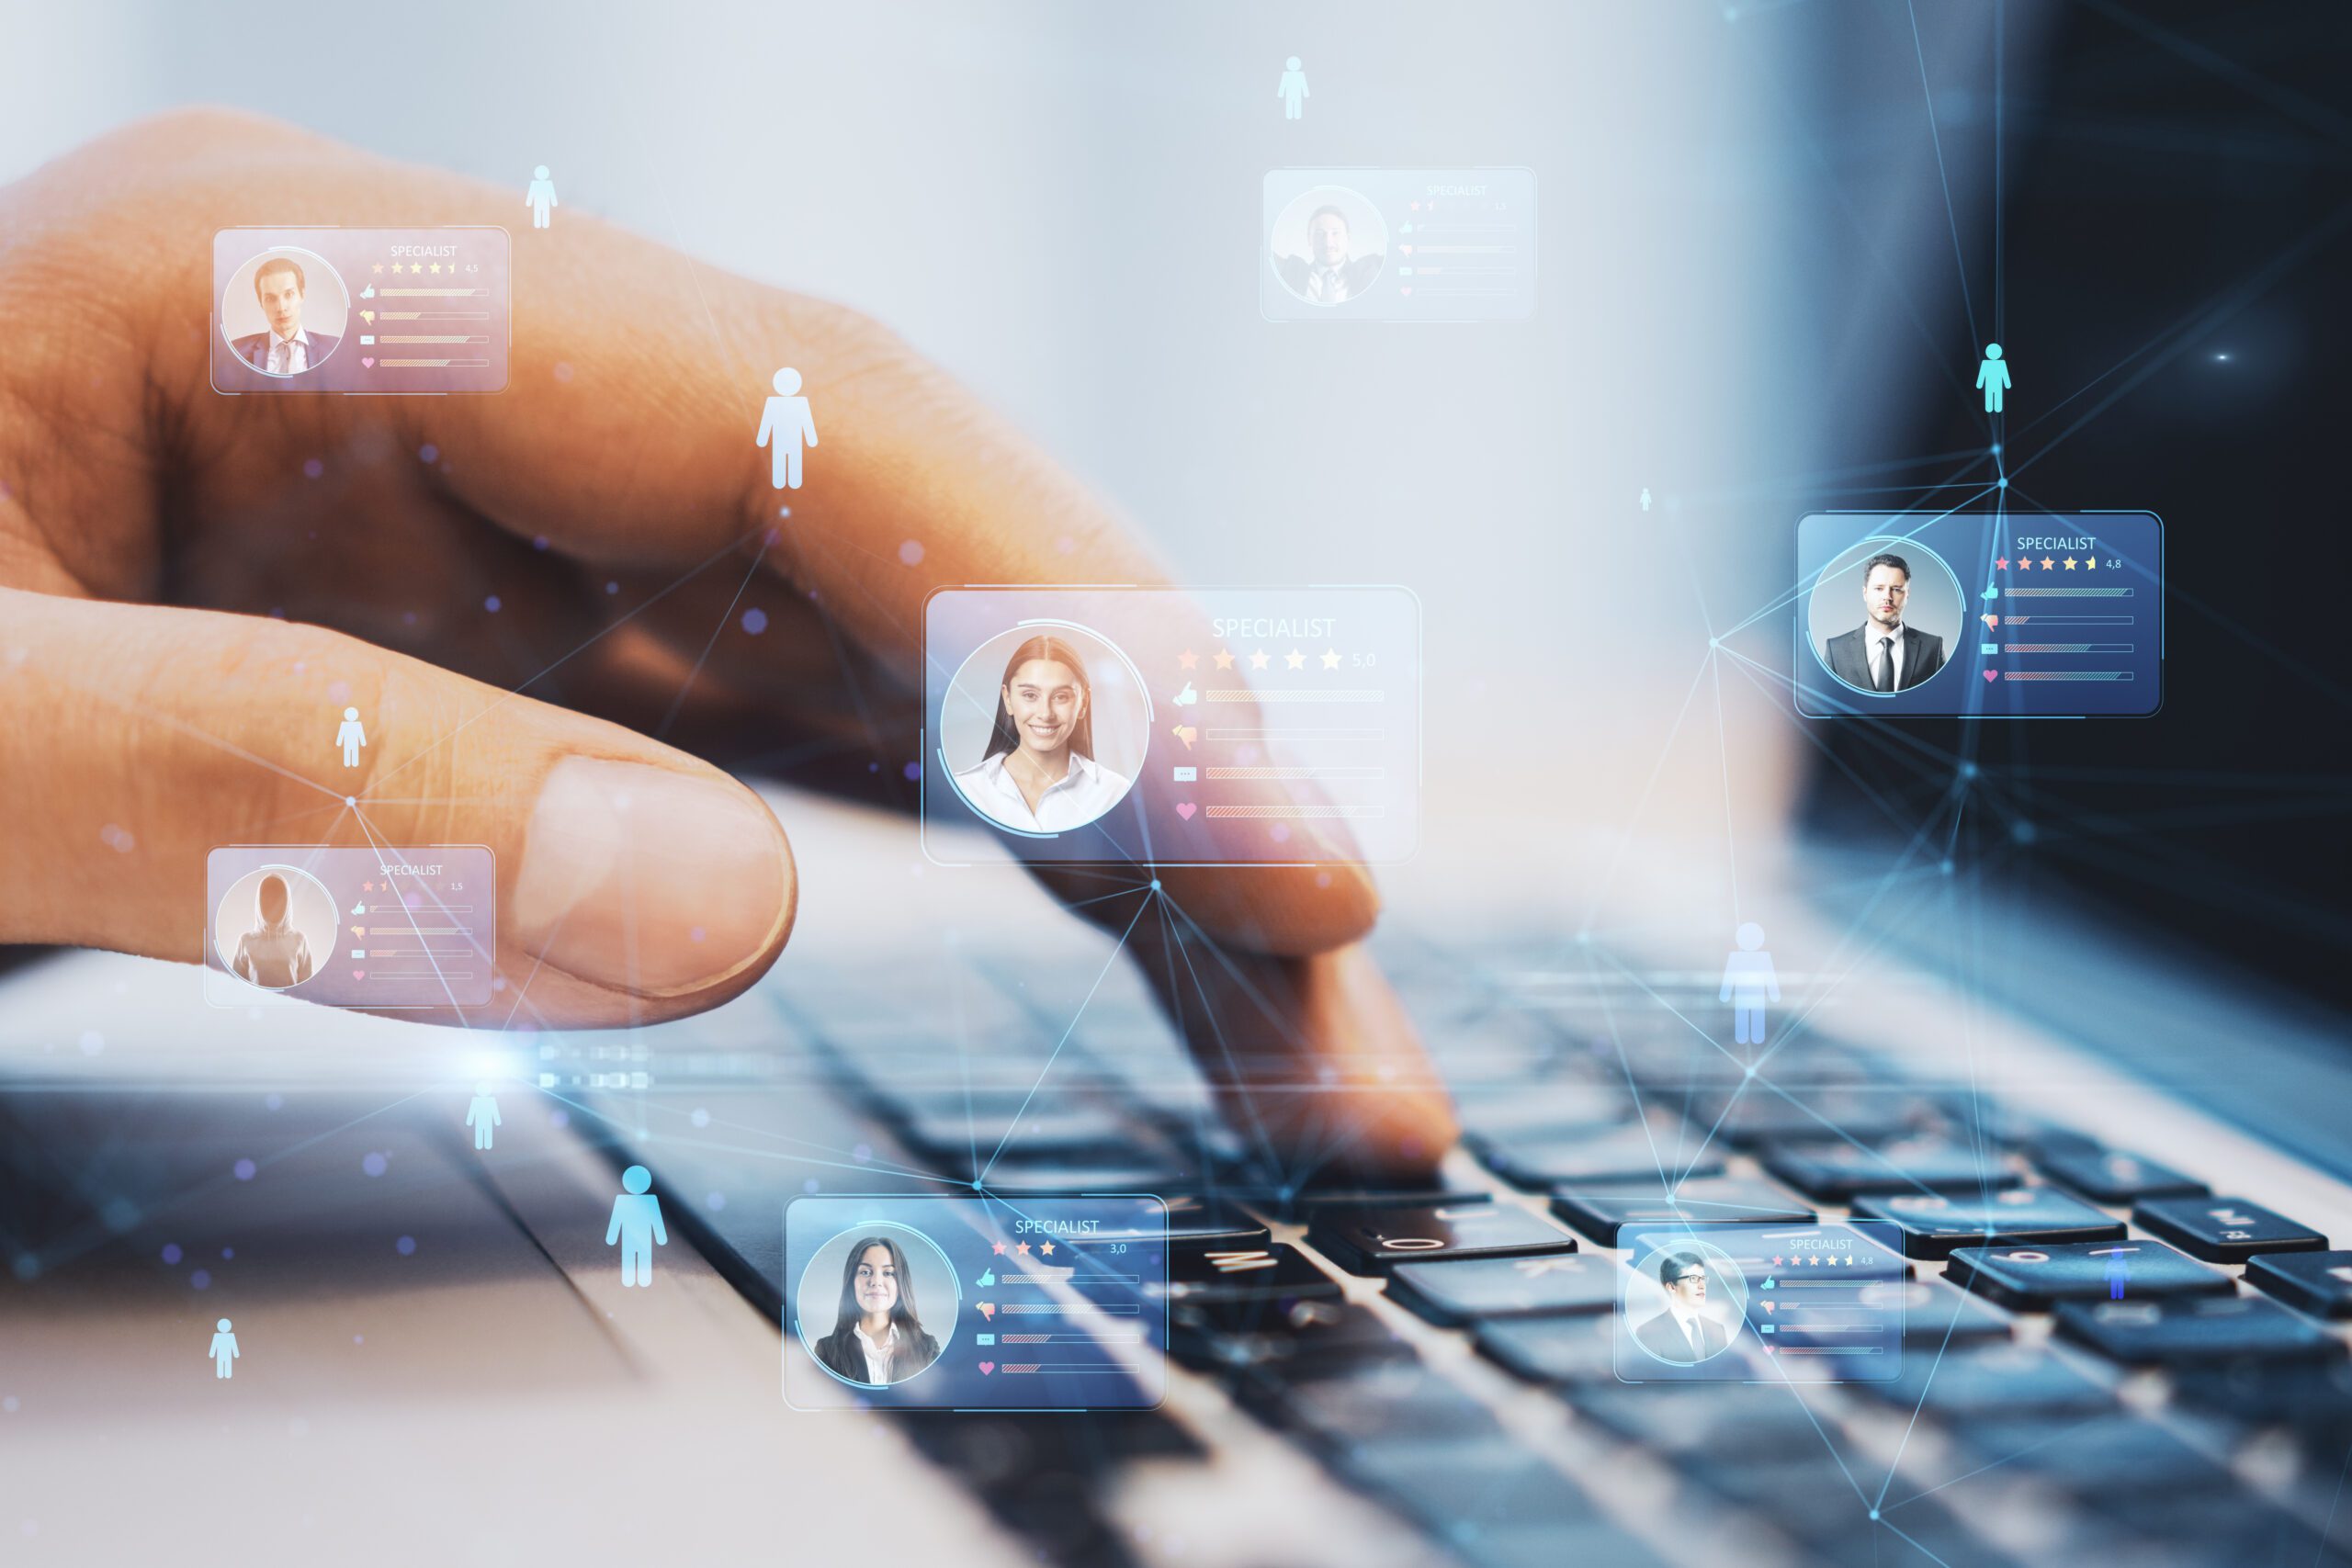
(1806, 536, 1966, 698)
(210, 863, 339, 991)
(218, 246, 350, 378)
(795, 1223, 960, 1389)
(1268, 183, 1388, 307)
(1622, 1237, 1750, 1368)
(940, 622, 1148, 835)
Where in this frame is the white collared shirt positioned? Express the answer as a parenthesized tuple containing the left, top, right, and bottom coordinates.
(1306, 263, 1351, 302)
(852, 1321, 898, 1385)
(954, 750, 1134, 833)
(1864, 621, 1905, 690)
(1666, 1303, 1709, 1359)
(266, 327, 311, 377)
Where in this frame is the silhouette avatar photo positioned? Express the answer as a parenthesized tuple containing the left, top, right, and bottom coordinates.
(606, 1164, 667, 1285)
(231, 873, 315, 989)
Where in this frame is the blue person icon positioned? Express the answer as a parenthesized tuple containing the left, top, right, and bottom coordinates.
(1976, 343, 2011, 413)
(2102, 1247, 2130, 1300)
(1720, 922, 1781, 1046)
(526, 164, 559, 229)
(1278, 56, 1310, 119)
(465, 1082, 502, 1152)
(756, 367, 820, 491)
(605, 1164, 668, 1286)
(210, 1317, 241, 1379)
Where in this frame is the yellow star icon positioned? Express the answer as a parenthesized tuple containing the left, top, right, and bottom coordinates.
(428, 261, 443, 274)
(1177, 649, 1198, 670)
(2041, 557, 2055, 570)
(1039, 1241, 1055, 1256)
(2064, 556, 2077, 570)
(1250, 649, 1271, 671)
(1320, 649, 1340, 670)
(1213, 648, 1235, 670)
(1284, 649, 1306, 670)
(371, 263, 384, 273)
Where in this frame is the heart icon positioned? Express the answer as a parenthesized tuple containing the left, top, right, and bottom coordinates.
(1176, 803, 1196, 820)
(1400, 244, 1413, 255)
(361, 357, 375, 368)
(1983, 670, 1999, 682)
(352, 969, 366, 980)
(978, 1361, 996, 1375)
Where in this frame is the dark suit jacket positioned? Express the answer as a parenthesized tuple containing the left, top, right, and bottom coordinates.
(1825, 623, 1945, 693)
(1634, 1308, 1731, 1364)
(812, 1323, 941, 1386)
(232, 330, 340, 374)
(1272, 251, 1385, 302)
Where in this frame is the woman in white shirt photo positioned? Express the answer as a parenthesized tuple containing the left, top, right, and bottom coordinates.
(811, 1235, 943, 1387)
(952, 634, 1135, 833)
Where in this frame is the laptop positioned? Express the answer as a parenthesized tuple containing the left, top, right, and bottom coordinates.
(10, 791, 2346, 1568)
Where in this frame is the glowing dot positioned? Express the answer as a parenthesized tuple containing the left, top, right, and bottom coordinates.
(1997, 477, 2009, 489)
(689, 925, 706, 942)
(553, 361, 574, 382)
(190, 1269, 211, 1290)
(233, 1158, 256, 1181)
(901, 761, 921, 782)
(803, 1178, 821, 1194)
(549, 1110, 571, 1129)
(77, 1031, 103, 1056)
(741, 607, 768, 635)
(2, 1397, 16, 1414)
(266, 1093, 283, 1111)
(419, 444, 438, 464)
(303, 458, 323, 479)
(483, 595, 502, 613)
(161, 1244, 183, 1265)
(605, 581, 619, 595)
(533, 535, 550, 550)
(706, 1191, 727, 1212)
(854, 1144, 872, 1163)
(395, 1235, 416, 1256)
(362, 1152, 388, 1177)
(691, 1108, 711, 1128)
(899, 539, 924, 566)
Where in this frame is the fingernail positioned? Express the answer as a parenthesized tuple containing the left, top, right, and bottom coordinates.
(511, 757, 792, 997)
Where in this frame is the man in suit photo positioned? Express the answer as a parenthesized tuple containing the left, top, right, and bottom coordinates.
(231, 254, 340, 376)
(1271, 203, 1385, 306)
(1823, 550, 1946, 694)
(1633, 1251, 1735, 1364)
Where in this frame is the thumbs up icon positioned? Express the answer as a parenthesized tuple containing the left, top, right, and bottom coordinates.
(1173, 681, 1198, 706)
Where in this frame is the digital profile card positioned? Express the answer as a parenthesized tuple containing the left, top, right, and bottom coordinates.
(1795, 511, 2164, 718)
(203, 845, 495, 1009)
(210, 227, 512, 395)
(922, 586, 1421, 866)
(1261, 168, 1537, 321)
(1615, 1221, 1905, 1384)
(784, 1195, 1169, 1411)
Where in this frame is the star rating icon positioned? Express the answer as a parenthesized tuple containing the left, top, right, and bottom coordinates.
(1996, 557, 2009, 570)
(1177, 649, 1198, 670)
(372, 263, 384, 274)
(428, 262, 443, 274)
(1250, 649, 1271, 671)
(2064, 556, 2078, 570)
(1213, 648, 1235, 670)
(1014, 1241, 1031, 1256)
(1284, 649, 1306, 670)
(1319, 649, 1340, 670)
(1039, 1241, 1055, 1256)
(2041, 557, 2056, 570)
(991, 1241, 1006, 1255)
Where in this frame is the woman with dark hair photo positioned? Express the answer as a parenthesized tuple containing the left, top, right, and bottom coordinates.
(951, 632, 1135, 832)
(811, 1235, 943, 1387)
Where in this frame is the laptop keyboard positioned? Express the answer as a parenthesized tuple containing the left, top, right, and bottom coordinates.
(607, 930, 2352, 1568)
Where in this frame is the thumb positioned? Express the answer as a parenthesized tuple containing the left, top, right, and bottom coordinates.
(0, 589, 796, 1026)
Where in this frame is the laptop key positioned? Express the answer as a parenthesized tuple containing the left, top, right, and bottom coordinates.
(1943, 1239, 2234, 1311)
(2054, 1294, 2344, 1368)
(1454, 1082, 1634, 1140)
(1473, 1313, 1619, 1384)
(1849, 1341, 2117, 1417)
(2035, 1145, 2209, 1203)
(2131, 1194, 2329, 1264)
(1853, 1187, 2124, 1259)
(2245, 1250, 2352, 1319)
(1759, 1136, 2019, 1201)
(1858, 1275, 2015, 1344)
(1308, 1201, 1577, 1274)
(1387, 1252, 1623, 1325)
(1149, 1242, 1340, 1307)
(1549, 1177, 1814, 1246)
(1173, 1295, 1410, 1373)
(1473, 1120, 1721, 1188)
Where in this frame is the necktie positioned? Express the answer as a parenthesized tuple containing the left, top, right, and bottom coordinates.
(1686, 1319, 1703, 1359)
(1875, 636, 1895, 692)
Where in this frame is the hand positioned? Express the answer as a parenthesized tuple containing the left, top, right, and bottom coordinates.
(0, 110, 1455, 1176)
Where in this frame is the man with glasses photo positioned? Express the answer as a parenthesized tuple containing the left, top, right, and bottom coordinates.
(1633, 1250, 1735, 1365)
